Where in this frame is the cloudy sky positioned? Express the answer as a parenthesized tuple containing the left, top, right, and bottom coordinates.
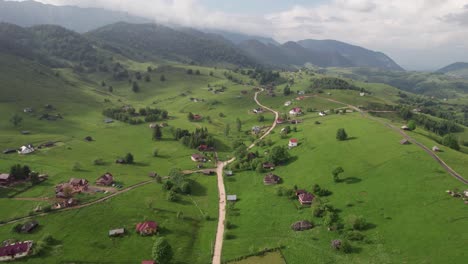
(13, 0, 468, 70)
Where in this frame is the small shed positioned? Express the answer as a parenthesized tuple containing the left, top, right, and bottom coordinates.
(400, 139, 410, 145)
(289, 138, 298, 148)
(104, 118, 114, 123)
(298, 192, 314, 205)
(227, 195, 237, 202)
(224, 170, 233, 176)
(136, 221, 158, 236)
(20, 220, 39, 233)
(432, 146, 441, 152)
(291, 220, 313, 231)
(109, 228, 125, 237)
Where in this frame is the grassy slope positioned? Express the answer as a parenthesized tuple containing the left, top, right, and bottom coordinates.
(223, 112, 467, 263)
(0, 55, 269, 263)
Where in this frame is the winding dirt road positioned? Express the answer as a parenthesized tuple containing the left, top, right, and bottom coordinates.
(212, 89, 279, 264)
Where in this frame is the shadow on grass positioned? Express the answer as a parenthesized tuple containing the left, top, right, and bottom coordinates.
(341, 177, 362, 184)
(346, 137, 358, 141)
(188, 179, 207, 196)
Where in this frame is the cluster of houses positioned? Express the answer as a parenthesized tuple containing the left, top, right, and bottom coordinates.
(55, 178, 89, 198)
(2, 141, 58, 156)
(0, 241, 34, 262)
(446, 189, 468, 204)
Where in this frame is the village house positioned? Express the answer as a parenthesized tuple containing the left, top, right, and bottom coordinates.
(193, 114, 203, 121)
(149, 123, 157, 129)
(224, 170, 233, 176)
(251, 126, 261, 134)
(148, 172, 158, 178)
(319, 111, 326, 117)
(115, 159, 126, 164)
(289, 138, 298, 148)
(96, 173, 114, 186)
(20, 221, 39, 233)
(276, 118, 285, 124)
(360, 92, 366, 96)
(400, 139, 410, 145)
(191, 153, 207, 162)
(401, 125, 409, 130)
(298, 192, 314, 205)
(263, 173, 281, 185)
(291, 220, 313, 231)
(23, 108, 33, 113)
(198, 145, 214, 152)
(18, 145, 35, 155)
(289, 107, 302, 116)
(284, 101, 292, 106)
(0, 174, 11, 186)
(432, 146, 441, 152)
(253, 108, 264, 114)
(135, 221, 158, 236)
(263, 162, 275, 170)
(0, 241, 33, 262)
(109, 228, 125, 237)
(55, 178, 89, 198)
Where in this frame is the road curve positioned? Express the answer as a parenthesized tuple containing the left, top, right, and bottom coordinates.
(212, 89, 279, 264)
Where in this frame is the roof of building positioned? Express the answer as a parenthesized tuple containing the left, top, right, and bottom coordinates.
(299, 192, 314, 203)
(136, 221, 158, 232)
(109, 228, 125, 236)
(291, 220, 313, 231)
(0, 241, 33, 258)
(227, 195, 237, 201)
(20, 220, 38, 233)
(0, 174, 11, 180)
(264, 173, 281, 184)
(289, 138, 298, 143)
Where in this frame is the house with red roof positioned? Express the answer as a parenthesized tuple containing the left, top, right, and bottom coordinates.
(0, 241, 33, 262)
(298, 192, 314, 205)
(136, 221, 158, 236)
(276, 118, 285, 124)
(288, 138, 298, 148)
(289, 107, 302, 116)
(96, 173, 114, 186)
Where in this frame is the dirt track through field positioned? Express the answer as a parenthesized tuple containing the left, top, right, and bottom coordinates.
(314, 95, 467, 184)
(211, 89, 279, 264)
(0, 180, 154, 227)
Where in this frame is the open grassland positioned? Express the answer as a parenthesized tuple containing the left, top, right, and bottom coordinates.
(222, 113, 467, 263)
(0, 176, 218, 263)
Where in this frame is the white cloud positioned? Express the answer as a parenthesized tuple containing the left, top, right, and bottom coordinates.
(9, 0, 468, 69)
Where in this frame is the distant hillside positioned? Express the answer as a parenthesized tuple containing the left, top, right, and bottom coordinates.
(87, 22, 256, 67)
(437, 62, 468, 79)
(0, 22, 106, 70)
(203, 29, 279, 46)
(0, 0, 149, 33)
(237, 39, 399, 70)
(325, 67, 468, 98)
(298, 39, 404, 71)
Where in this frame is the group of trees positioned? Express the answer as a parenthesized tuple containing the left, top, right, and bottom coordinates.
(308, 77, 368, 93)
(162, 169, 192, 201)
(172, 127, 215, 149)
(102, 106, 168, 125)
(10, 164, 31, 181)
(398, 107, 462, 136)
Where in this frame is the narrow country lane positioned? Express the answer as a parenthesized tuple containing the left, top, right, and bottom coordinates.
(212, 89, 279, 264)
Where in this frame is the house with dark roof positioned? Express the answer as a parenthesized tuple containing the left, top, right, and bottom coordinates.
(400, 139, 410, 145)
(191, 153, 207, 162)
(298, 192, 314, 205)
(291, 220, 313, 231)
(20, 221, 38, 233)
(96, 173, 114, 186)
(264, 173, 281, 185)
(263, 163, 275, 170)
(0, 241, 33, 262)
(0, 174, 11, 185)
(136, 221, 158, 236)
